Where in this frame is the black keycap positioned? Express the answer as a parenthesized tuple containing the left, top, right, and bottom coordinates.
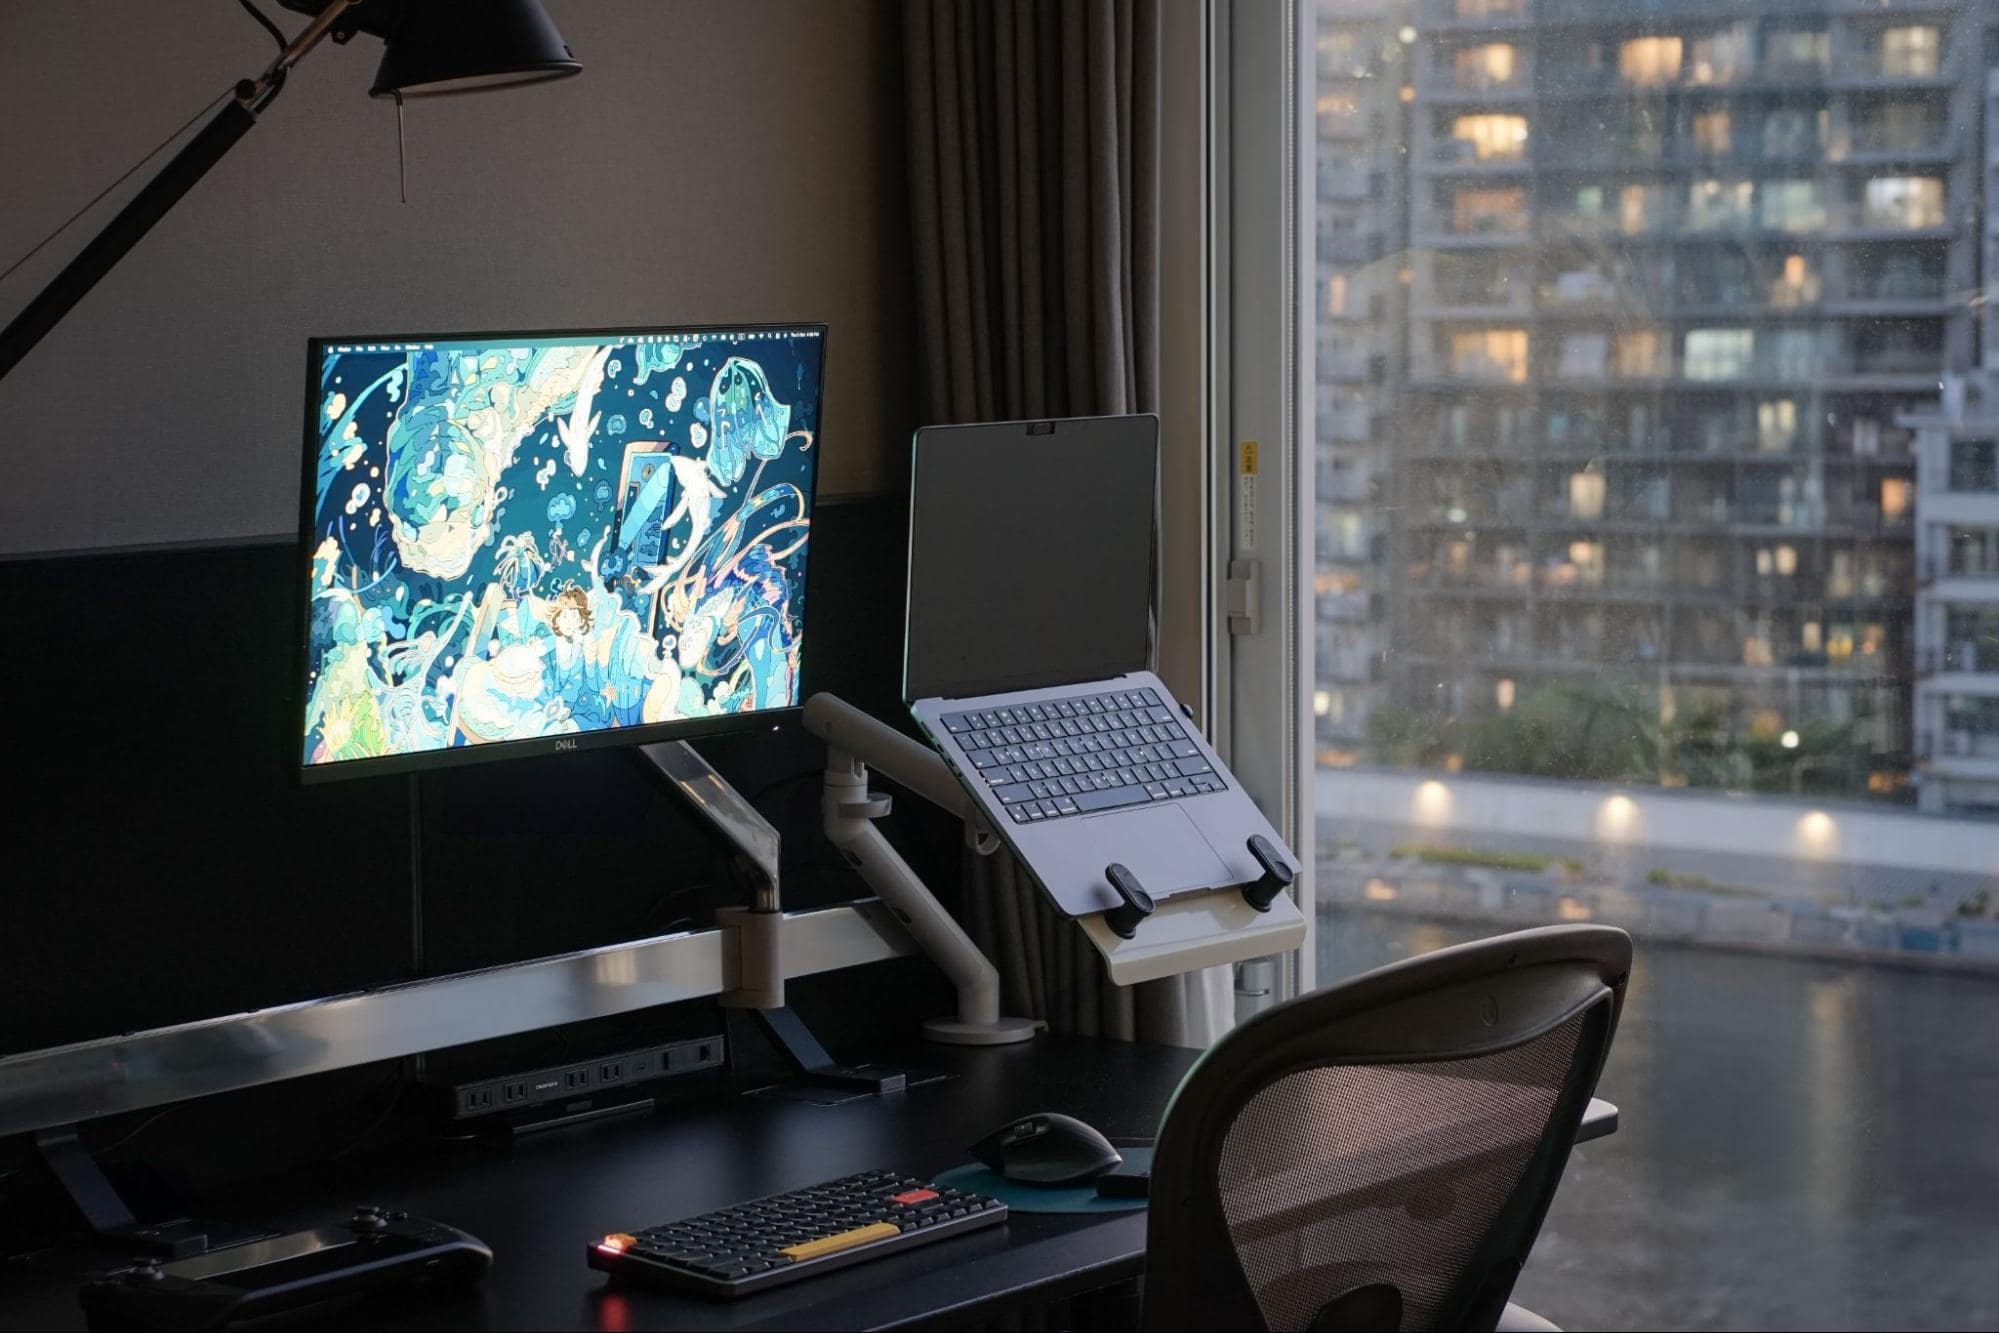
(993, 782, 1034, 804)
(1174, 756, 1213, 777)
(943, 713, 972, 732)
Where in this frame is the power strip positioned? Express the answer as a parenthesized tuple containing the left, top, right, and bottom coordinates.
(443, 1034, 726, 1121)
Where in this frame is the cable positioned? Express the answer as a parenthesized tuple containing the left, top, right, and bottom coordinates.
(90, 1103, 194, 1161)
(0, 88, 232, 291)
(235, 0, 289, 52)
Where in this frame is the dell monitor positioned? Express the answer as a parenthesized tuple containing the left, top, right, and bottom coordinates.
(297, 322, 825, 781)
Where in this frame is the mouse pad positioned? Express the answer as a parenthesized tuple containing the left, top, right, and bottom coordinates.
(933, 1146, 1153, 1214)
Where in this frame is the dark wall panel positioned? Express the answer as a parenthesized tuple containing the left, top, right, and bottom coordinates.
(0, 497, 932, 1056)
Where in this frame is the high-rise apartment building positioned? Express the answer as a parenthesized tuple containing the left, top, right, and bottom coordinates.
(1906, 379, 1999, 814)
(1312, 0, 1411, 758)
(1313, 0, 1990, 798)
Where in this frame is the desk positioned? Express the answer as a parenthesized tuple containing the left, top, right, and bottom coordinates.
(0, 1036, 1616, 1331)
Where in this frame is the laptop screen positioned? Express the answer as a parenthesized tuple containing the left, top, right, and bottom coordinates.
(904, 415, 1157, 701)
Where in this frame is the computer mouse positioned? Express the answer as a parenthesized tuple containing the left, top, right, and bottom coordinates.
(970, 1112, 1123, 1186)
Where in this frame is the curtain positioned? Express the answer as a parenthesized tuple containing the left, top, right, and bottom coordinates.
(902, 0, 1227, 1045)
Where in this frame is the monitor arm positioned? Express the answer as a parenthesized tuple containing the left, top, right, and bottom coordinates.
(801, 695, 1038, 1045)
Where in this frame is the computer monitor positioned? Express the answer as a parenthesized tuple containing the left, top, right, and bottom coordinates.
(297, 323, 825, 781)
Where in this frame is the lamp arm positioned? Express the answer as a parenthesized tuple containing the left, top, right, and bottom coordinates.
(0, 0, 355, 387)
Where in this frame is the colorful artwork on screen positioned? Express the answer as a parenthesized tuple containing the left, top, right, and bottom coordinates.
(302, 330, 819, 768)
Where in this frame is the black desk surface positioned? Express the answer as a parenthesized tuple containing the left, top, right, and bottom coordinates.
(1, 1035, 1618, 1332)
(2, 1037, 1200, 1332)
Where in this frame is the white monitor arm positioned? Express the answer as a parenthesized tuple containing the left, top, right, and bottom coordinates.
(801, 694, 1039, 1045)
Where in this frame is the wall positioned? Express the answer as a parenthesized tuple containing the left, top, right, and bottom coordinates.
(0, 0, 913, 555)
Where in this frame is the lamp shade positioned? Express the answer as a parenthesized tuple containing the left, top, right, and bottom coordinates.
(369, 0, 581, 98)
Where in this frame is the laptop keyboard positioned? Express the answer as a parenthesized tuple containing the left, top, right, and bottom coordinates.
(940, 687, 1225, 824)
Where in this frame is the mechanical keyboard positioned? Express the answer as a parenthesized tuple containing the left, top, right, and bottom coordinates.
(940, 687, 1225, 824)
(586, 1169, 1006, 1297)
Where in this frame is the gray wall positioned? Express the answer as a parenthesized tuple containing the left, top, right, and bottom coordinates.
(0, 0, 914, 555)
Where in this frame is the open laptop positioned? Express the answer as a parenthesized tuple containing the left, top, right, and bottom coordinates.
(904, 414, 1297, 921)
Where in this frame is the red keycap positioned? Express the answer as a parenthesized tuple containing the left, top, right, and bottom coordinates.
(890, 1188, 939, 1205)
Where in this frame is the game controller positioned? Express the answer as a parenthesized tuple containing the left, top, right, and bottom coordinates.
(77, 1206, 490, 1331)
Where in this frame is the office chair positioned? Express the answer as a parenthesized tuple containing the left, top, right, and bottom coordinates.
(1141, 925, 1631, 1332)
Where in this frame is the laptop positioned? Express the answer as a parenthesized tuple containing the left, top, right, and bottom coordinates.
(904, 414, 1297, 920)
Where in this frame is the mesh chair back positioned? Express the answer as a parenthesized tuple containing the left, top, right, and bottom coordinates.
(1141, 925, 1630, 1332)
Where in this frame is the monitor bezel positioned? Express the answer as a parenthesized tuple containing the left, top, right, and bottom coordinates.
(293, 320, 827, 785)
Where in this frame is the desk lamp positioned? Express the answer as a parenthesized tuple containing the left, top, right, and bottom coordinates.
(0, 0, 580, 385)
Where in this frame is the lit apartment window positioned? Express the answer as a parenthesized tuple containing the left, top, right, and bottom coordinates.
(1615, 328, 1668, 377)
(1455, 0, 1525, 17)
(1690, 109, 1731, 155)
(1765, 28, 1830, 74)
(1758, 399, 1800, 451)
(1949, 440, 1999, 492)
(1687, 178, 1753, 229)
(1569, 473, 1607, 520)
(1880, 25, 1940, 77)
(1558, 332, 1609, 379)
(1684, 328, 1754, 380)
(1759, 180, 1825, 233)
(1618, 36, 1683, 86)
(1318, 29, 1363, 77)
(1617, 184, 1665, 233)
(1326, 271, 1349, 317)
(1689, 23, 1753, 84)
(1882, 477, 1913, 521)
(1863, 176, 1945, 229)
(1451, 114, 1529, 162)
(1317, 93, 1364, 136)
(1452, 186, 1527, 234)
(1453, 43, 1519, 90)
(1448, 328, 1530, 382)
(1770, 253, 1821, 306)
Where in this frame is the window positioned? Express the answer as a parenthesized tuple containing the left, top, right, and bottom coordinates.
(1448, 328, 1530, 382)
(1770, 253, 1821, 306)
(1687, 178, 1753, 230)
(1761, 108, 1827, 158)
(1948, 526, 1999, 575)
(1450, 113, 1529, 162)
(1617, 36, 1682, 87)
(1557, 332, 1608, 380)
(1857, 100, 1943, 154)
(1880, 25, 1941, 77)
(1684, 327, 1753, 379)
(1615, 328, 1668, 378)
(1688, 22, 1752, 85)
(1950, 440, 1999, 492)
(1864, 176, 1945, 229)
(1452, 42, 1519, 90)
(1690, 109, 1731, 156)
(1765, 28, 1830, 75)
(1759, 180, 1825, 233)
(1295, 4, 1986, 1322)
(1757, 398, 1800, 452)
(1450, 186, 1527, 235)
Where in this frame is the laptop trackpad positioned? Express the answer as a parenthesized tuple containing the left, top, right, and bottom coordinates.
(1083, 806, 1230, 900)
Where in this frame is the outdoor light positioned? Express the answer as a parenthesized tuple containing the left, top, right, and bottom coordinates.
(1782, 730, 1801, 749)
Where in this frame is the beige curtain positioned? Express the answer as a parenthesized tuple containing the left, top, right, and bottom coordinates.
(903, 0, 1225, 1044)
